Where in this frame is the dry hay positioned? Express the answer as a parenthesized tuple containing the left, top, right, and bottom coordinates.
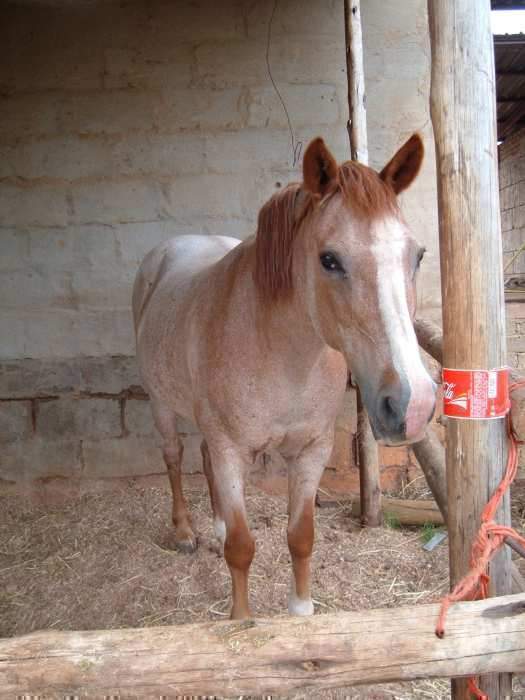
(1, 476, 524, 699)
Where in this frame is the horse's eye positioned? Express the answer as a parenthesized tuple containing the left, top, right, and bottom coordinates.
(416, 247, 426, 268)
(320, 252, 345, 274)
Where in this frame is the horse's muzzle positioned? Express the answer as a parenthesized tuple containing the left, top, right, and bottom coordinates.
(368, 378, 437, 446)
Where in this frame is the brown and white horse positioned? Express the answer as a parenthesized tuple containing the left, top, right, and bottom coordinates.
(132, 134, 436, 619)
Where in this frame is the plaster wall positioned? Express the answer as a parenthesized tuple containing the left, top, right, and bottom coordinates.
(0, 0, 439, 482)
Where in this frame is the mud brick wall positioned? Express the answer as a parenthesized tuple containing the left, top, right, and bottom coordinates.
(500, 132, 525, 379)
(0, 0, 440, 483)
(499, 129, 525, 475)
(507, 303, 525, 476)
(0, 357, 203, 481)
(507, 303, 525, 373)
(500, 127, 525, 296)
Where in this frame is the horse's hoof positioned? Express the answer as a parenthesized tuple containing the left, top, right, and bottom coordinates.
(175, 536, 198, 554)
(288, 595, 314, 616)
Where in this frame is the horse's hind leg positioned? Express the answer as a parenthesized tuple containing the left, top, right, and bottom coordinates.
(152, 403, 197, 553)
(201, 439, 226, 548)
(285, 434, 333, 616)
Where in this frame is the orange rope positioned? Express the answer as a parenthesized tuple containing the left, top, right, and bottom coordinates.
(435, 379, 525, 698)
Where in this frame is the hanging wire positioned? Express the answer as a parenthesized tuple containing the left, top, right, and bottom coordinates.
(265, 0, 303, 168)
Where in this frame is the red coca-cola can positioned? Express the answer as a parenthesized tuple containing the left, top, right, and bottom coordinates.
(442, 368, 510, 420)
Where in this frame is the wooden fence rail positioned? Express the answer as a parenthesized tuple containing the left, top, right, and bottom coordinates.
(1, 594, 524, 696)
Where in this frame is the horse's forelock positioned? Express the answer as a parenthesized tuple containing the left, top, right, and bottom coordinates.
(254, 162, 399, 302)
(337, 161, 399, 219)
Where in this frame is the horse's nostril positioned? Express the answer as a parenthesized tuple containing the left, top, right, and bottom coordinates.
(378, 393, 406, 436)
(383, 396, 396, 418)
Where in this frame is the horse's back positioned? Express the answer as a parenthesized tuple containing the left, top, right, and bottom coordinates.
(132, 234, 241, 332)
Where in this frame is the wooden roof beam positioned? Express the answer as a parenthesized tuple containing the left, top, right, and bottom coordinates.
(498, 101, 525, 138)
(497, 70, 525, 77)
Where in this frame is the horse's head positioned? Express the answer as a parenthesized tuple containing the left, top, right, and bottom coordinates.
(255, 134, 436, 445)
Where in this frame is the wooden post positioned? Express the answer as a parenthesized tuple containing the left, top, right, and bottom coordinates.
(356, 390, 381, 526)
(428, 2, 512, 697)
(1, 594, 524, 696)
(344, 0, 368, 162)
(413, 316, 525, 594)
(344, 0, 381, 527)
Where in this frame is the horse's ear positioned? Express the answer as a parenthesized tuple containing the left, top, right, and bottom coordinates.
(379, 133, 424, 194)
(303, 138, 338, 196)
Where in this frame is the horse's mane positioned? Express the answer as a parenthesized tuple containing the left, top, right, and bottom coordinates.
(254, 161, 399, 302)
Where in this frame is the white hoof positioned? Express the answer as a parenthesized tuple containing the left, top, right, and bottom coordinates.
(288, 594, 314, 616)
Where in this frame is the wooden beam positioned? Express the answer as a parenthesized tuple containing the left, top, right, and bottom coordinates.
(414, 317, 444, 365)
(405, 319, 449, 521)
(499, 101, 525, 139)
(492, 0, 525, 10)
(494, 37, 525, 46)
(317, 491, 443, 526)
(1, 594, 524, 696)
(428, 2, 512, 697)
(497, 70, 525, 77)
(512, 559, 525, 599)
(508, 536, 525, 559)
(411, 429, 448, 521)
(352, 495, 444, 526)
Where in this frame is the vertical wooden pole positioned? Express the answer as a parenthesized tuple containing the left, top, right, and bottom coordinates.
(356, 390, 381, 527)
(344, 0, 368, 162)
(344, 0, 381, 527)
(428, 2, 512, 698)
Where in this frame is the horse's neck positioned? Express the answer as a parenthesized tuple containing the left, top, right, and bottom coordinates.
(224, 241, 326, 363)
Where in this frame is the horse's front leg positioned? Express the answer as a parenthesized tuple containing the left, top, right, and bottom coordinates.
(207, 442, 255, 620)
(285, 434, 334, 616)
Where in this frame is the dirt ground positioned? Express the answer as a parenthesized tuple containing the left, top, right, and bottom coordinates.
(1, 474, 524, 699)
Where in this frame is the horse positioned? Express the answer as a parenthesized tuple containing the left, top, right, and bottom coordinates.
(132, 134, 436, 620)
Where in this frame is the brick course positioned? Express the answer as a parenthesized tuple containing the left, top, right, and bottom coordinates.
(37, 397, 122, 441)
(0, 356, 206, 481)
(0, 401, 32, 445)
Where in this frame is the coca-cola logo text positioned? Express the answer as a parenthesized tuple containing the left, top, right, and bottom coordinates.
(443, 382, 455, 400)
